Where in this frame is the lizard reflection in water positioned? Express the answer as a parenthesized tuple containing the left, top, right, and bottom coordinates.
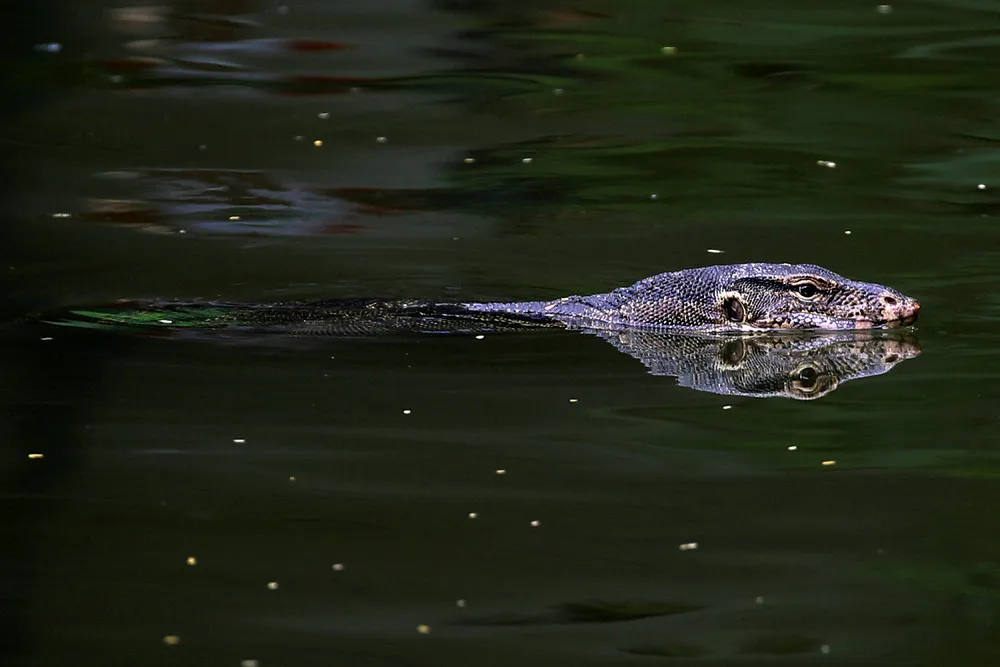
(46, 263, 921, 400)
(584, 329, 919, 400)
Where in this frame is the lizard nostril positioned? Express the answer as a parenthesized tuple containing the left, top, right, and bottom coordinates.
(881, 295, 898, 306)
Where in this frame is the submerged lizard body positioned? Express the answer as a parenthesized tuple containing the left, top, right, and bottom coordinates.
(54, 263, 919, 334)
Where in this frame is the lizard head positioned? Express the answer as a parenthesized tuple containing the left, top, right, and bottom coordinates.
(718, 263, 920, 331)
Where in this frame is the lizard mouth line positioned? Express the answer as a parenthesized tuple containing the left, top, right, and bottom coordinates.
(864, 313, 919, 329)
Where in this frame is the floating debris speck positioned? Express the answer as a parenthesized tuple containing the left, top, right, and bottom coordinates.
(822, 460, 836, 466)
(661, 46, 677, 55)
(267, 581, 279, 590)
(530, 520, 540, 527)
(186, 556, 197, 566)
(417, 624, 431, 634)
(163, 635, 180, 645)
(707, 248, 724, 254)
(402, 409, 412, 415)
(28, 453, 44, 459)
(313, 140, 323, 147)
(318, 112, 330, 120)
(679, 542, 698, 551)
(332, 563, 344, 571)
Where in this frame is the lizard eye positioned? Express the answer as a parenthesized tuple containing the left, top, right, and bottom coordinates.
(723, 296, 745, 323)
(794, 282, 820, 299)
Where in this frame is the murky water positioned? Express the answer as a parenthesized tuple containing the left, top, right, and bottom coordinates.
(3, 1, 1000, 665)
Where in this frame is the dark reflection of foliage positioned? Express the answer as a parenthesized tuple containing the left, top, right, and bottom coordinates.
(739, 634, 825, 655)
(457, 599, 705, 626)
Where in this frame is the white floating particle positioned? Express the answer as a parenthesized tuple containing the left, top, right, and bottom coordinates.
(876, 4, 892, 14)
(229, 215, 240, 221)
(495, 469, 506, 475)
(822, 460, 836, 466)
(313, 140, 323, 147)
(233, 438, 245, 444)
(294, 135, 304, 142)
(787, 445, 798, 451)
(28, 453, 44, 459)
(179, 229, 187, 234)
(522, 157, 533, 164)
(820, 644, 831, 654)
(376, 136, 387, 143)
(755, 596, 765, 605)
(707, 248, 724, 254)
(463, 157, 476, 164)
(661, 46, 677, 55)
(417, 624, 431, 634)
(468, 512, 478, 519)
(318, 112, 330, 120)
(816, 159, 837, 168)
(40, 337, 53, 341)
(978, 183, 987, 190)
(530, 520, 540, 527)
(569, 398, 579, 403)
(402, 409, 412, 415)
(456, 599, 467, 607)
(163, 635, 180, 645)
(332, 563, 344, 571)
(51, 212, 71, 218)
(186, 556, 197, 566)
(649, 193, 658, 200)
(241, 660, 260, 667)
(844, 230, 852, 235)
(722, 405, 732, 410)
(553, 88, 564, 95)
(34, 43, 62, 53)
(679, 542, 698, 550)
(475, 334, 485, 340)
(267, 581, 279, 590)
(158, 319, 173, 324)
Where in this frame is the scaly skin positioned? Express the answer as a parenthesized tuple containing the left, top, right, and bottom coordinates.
(461, 263, 920, 332)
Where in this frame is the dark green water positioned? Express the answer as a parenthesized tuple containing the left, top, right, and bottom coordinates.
(3, 1, 1000, 665)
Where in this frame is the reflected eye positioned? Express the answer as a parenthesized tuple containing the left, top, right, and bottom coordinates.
(796, 366, 818, 387)
(795, 283, 820, 299)
(723, 297, 745, 323)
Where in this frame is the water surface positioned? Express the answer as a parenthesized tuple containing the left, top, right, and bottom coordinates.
(2, 1, 1000, 665)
